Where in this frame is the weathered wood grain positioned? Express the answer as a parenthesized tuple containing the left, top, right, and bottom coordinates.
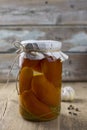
(0, 0, 87, 81)
(0, 52, 87, 82)
(0, 26, 87, 51)
(0, 0, 87, 25)
(63, 52, 87, 81)
(0, 26, 87, 81)
(0, 82, 87, 130)
(0, 54, 17, 82)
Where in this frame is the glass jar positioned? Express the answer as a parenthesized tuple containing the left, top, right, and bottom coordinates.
(18, 40, 68, 121)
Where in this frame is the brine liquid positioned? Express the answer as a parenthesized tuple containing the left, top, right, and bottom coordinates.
(19, 58, 62, 121)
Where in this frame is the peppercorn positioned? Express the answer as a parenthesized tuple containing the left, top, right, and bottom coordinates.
(73, 113, 77, 116)
(69, 105, 73, 108)
(69, 111, 72, 115)
(68, 107, 71, 110)
(75, 108, 80, 111)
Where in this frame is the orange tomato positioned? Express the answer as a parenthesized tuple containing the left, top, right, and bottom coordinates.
(32, 75, 59, 106)
(41, 59, 62, 87)
(20, 90, 55, 119)
(19, 67, 33, 94)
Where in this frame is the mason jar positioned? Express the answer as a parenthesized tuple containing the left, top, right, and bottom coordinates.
(18, 40, 68, 121)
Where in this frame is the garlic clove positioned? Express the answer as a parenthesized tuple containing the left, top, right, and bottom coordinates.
(61, 86, 75, 101)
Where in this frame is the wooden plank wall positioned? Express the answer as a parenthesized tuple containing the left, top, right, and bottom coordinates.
(0, 0, 87, 82)
(0, 0, 87, 25)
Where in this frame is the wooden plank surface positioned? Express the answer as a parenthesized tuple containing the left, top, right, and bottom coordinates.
(0, 26, 87, 81)
(0, 52, 87, 82)
(0, 0, 87, 81)
(63, 52, 87, 81)
(0, 82, 87, 130)
(0, 26, 87, 52)
(0, 0, 87, 25)
(0, 2, 87, 129)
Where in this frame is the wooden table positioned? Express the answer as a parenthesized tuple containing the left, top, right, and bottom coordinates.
(0, 82, 87, 130)
(0, 0, 87, 129)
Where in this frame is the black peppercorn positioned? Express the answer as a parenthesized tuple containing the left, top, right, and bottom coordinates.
(68, 107, 71, 110)
(69, 105, 73, 108)
(69, 111, 72, 114)
(73, 113, 77, 116)
(75, 108, 80, 111)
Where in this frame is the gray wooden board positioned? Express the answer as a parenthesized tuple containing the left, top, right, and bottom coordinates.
(0, 26, 87, 52)
(0, 26, 87, 81)
(63, 52, 87, 81)
(0, 0, 87, 25)
(0, 82, 87, 130)
(0, 0, 87, 81)
(0, 52, 87, 82)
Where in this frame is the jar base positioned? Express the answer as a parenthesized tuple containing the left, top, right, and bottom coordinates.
(19, 105, 60, 122)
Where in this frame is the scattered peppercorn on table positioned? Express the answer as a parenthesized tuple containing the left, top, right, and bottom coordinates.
(0, 82, 87, 130)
